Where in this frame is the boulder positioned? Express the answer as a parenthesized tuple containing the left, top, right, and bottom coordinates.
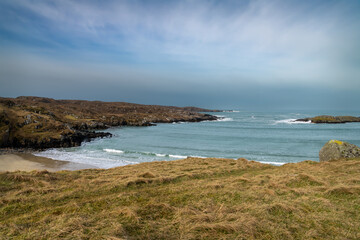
(319, 140, 360, 162)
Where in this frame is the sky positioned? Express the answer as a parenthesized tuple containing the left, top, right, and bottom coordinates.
(0, 0, 359, 110)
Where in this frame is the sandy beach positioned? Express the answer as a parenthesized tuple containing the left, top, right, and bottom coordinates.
(0, 153, 96, 172)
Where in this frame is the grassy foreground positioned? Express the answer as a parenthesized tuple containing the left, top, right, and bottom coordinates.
(1, 157, 360, 239)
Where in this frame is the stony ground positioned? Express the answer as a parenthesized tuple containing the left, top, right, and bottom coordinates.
(1, 157, 360, 239)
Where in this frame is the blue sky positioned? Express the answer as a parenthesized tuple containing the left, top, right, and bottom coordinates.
(0, 0, 359, 110)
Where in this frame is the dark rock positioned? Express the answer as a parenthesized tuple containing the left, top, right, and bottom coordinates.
(295, 118, 311, 122)
(1, 127, 10, 146)
(57, 131, 112, 148)
(319, 140, 360, 162)
(0, 99, 15, 107)
(0, 130, 112, 149)
(0, 111, 10, 125)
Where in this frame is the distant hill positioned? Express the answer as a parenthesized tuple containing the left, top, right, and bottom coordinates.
(0, 96, 218, 149)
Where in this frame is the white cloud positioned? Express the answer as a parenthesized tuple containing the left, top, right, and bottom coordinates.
(1, 0, 360, 89)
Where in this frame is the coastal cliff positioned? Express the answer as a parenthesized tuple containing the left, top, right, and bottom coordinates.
(0, 96, 218, 149)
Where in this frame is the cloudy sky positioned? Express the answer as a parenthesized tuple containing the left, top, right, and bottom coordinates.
(0, 0, 359, 110)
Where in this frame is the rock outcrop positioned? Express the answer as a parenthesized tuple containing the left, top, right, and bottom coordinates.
(319, 140, 360, 162)
(0, 96, 218, 149)
(297, 115, 360, 124)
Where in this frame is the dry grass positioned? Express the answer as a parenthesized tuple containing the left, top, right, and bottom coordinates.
(1, 157, 360, 239)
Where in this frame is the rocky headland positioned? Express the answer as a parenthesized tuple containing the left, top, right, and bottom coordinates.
(0, 96, 218, 149)
(296, 115, 360, 124)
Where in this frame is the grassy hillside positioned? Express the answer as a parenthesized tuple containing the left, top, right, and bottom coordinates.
(1, 157, 360, 239)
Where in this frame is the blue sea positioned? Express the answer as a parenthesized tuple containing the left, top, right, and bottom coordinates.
(35, 110, 360, 168)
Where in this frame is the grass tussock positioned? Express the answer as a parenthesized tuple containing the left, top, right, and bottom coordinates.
(285, 173, 324, 188)
(325, 186, 360, 196)
(1, 157, 360, 239)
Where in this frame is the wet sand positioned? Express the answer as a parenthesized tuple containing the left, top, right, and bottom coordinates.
(0, 153, 96, 172)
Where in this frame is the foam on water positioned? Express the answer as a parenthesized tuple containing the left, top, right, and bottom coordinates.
(34, 149, 138, 168)
(103, 148, 124, 154)
(217, 117, 234, 122)
(169, 154, 188, 158)
(258, 161, 286, 166)
(155, 153, 167, 157)
(274, 119, 312, 125)
(215, 115, 234, 122)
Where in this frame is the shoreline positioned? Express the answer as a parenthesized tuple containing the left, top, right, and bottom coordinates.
(0, 96, 219, 149)
(0, 153, 96, 172)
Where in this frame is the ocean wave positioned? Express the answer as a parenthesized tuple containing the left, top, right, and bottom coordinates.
(138, 151, 168, 157)
(140, 151, 206, 159)
(103, 148, 124, 154)
(155, 153, 167, 157)
(172, 121, 187, 124)
(190, 155, 207, 158)
(273, 119, 311, 125)
(34, 149, 138, 168)
(36, 148, 289, 169)
(223, 110, 240, 112)
(258, 161, 286, 166)
(104, 149, 191, 159)
(169, 154, 188, 158)
(217, 117, 234, 122)
(214, 115, 234, 122)
(117, 150, 188, 159)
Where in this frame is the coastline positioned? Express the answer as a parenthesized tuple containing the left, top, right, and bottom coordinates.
(0, 96, 219, 149)
(0, 153, 96, 172)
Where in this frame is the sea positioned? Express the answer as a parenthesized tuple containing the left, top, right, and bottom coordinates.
(34, 110, 360, 169)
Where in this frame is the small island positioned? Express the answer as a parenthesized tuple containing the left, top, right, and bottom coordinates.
(296, 115, 360, 124)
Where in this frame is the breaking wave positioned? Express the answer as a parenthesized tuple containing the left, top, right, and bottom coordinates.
(258, 161, 286, 166)
(215, 115, 234, 122)
(103, 148, 124, 154)
(274, 119, 311, 125)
